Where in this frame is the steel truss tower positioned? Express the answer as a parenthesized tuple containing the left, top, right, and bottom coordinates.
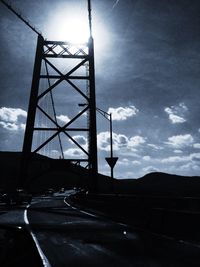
(1, 0, 98, 189)
(20, 4, 98, 189)
(20, 35, 98, 187)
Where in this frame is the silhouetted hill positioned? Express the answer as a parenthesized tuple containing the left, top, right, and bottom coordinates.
(115, 172, 200, 196)
(0, 152, 200, 196)
(0, 151, 111, 192)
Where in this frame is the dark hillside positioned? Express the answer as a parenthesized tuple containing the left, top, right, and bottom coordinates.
(115, 172, 200, 197)
(0, 151, 111, 192)
(0, 152, 200, 196)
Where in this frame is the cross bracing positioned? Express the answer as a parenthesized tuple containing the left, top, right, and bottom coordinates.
(22, 36, 97, 171)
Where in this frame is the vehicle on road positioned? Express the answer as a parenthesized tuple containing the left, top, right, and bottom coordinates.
(0, 189, 32, 205)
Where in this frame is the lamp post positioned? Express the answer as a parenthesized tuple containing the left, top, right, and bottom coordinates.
(95, 108, 118, 182)
(79, 104, 118, 188)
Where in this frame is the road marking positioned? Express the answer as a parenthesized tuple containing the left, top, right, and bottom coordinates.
(24, 205, 52, 267)
(63, 198, 76, 209)
(64, 197, 98, 218)
(63, 199, 72, 207)
(78, 209, 98, 217)
(118, 222, 128, 227)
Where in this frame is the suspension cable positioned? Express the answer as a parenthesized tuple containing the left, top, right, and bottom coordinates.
(0, 0, 43, 37)
(44, 60, 64, 159)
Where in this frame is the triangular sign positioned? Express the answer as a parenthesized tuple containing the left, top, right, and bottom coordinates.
(105, 157, 118, 168)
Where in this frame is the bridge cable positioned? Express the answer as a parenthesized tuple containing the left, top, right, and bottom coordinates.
(44, 60, 64, 159)
(0, 0, 43, 37)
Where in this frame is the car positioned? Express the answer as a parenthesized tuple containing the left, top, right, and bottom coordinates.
(1, 189, 32, 205)
(0, 192, 11, 205)
(45, 188, 54, 196)
(59, 187, 65, 193)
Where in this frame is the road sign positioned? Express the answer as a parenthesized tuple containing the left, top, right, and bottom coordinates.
(105, 157, 118, 168)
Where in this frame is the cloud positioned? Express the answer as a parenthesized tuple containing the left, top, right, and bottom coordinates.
(69, 135, 88, 151)
(0, 107, 27, 131)
(147, 144, 163, 150)
(193, 143, 200, 149)
(64, 148, 84, 157)
(143, 155, 151, 161)
(162, 156, 188, 163)
(130, 153, 200, 177)
(118, 158, 130, 166)
(132, 160, 141, 165)
(174, 150, 183, 154)
(179, 162, 200, 172)
(0, 107, 27, 122)
(50, 149, 63, 158)
(164, 103, 187, 124)
(108, 105, 138, 121)
(0, 121, 25, 131)
(143, 166, 159, 173)
(97, 131, 112, 151)
(192, 153, 200, 162)
(97, 132, 145, 152)
(167, 113, 186, 124)
(128, 136, 146, 148)
(165, 134, 194, 148)
(161, 153, 200, 164)
(56, 114, 70, 124)
(70, 135, 87, 146)
(97, 132, 128, 151)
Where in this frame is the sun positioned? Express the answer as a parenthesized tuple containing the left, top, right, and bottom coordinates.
(47, 13, 90, 44)
(58, 16, 90, 44)
(46, 6, 110, 52)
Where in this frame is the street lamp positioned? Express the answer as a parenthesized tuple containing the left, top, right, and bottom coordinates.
(79, 103, 118, 182)
(79, 104, 118, 189)
(95, 108, 118, 182)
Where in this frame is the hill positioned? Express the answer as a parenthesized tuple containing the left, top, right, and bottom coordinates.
(0, 151, 200, 196)
(0, 151, 110, 192)
(115, 172, 200, 197)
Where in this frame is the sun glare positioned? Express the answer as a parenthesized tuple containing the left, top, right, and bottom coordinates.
(57, 16, 90, 44)
(47, 11, 89, 44)
(46, 6, 110, 52)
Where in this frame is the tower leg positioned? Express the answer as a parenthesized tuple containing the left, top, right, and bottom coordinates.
(19, 35, 44, 188)
(88, 36, 98, 191)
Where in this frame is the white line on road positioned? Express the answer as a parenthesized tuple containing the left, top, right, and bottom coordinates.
(64, 197, 98, 218)
(64, 197, 133, 229)
(118, 222, 128, 227)
(78, 209, 98, 218)
(64, 199, 77, 210)
(24, 205, 52, 267)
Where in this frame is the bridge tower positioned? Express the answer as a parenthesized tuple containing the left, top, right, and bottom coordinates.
(22, 1, 98, 189)
(1, 0, 98, 189)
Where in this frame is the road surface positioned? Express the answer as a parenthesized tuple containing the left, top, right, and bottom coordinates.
(1, 190, 200, 266)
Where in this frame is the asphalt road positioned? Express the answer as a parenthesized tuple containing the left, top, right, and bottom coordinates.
(23, 191, 200, 267)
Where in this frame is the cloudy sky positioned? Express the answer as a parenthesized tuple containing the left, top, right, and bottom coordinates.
(0, 0, 200, 178)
